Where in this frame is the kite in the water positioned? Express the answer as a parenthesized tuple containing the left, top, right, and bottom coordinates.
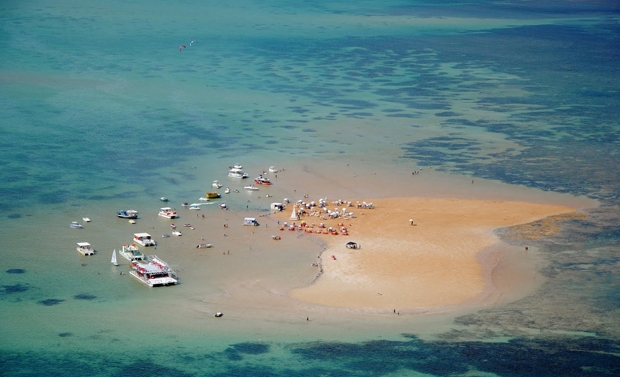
(179, 45, 187, 52)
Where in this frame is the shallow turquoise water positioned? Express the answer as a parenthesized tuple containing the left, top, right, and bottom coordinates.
(1, 1, 619, 375)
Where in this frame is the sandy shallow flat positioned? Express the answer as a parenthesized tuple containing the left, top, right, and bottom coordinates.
(284, 197, 578, 311)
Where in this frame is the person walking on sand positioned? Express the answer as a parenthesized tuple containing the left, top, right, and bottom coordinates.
(409, 218, 414, 225)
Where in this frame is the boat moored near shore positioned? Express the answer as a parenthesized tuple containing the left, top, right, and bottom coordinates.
(228, 168, 249, 179)
(129, 256, 178, 287)
(133, 233, 157, 247)
(119, 243, 145, 261)
(158, 207, 178, 219)
(117, 209, 138, 219)
(77, 242, 94, 255)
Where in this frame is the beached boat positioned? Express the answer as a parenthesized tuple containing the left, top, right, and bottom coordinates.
(206, 192, 221, 199)
(70, 221, 83, 229)
(268, 166, 278, 173)
(212, 180, 222, 188)
(119, 243, 146, 261)
(254, 175, 272, 185)
(111, 249, 119, 266)
(129, 256, 177, 287)
(158, 207, 178, 219)
(76, 242, 94, 255)
(244, 185, 259, 191)
(117, 209, 138, 219)
(133, 232, 157, 247)
(228, 168, 249, 179)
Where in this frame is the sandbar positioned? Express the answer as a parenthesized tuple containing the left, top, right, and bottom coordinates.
(283, 197, 578, 311)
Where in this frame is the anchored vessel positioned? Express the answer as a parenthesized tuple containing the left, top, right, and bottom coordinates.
(158, 207, 178, 219)
(77, 242, 94, 256)
(117, 209, 138, 219)
(119, 243, 146, 261)
(133, 232, 157, 247)
(129, 256, 178, 287)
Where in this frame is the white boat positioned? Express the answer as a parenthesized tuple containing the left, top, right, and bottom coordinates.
(117, 209, 138, 219)
(212, 180, 223, 188)
(268, 166, 278, 173)
(119, 243, 146, 261)
(172, 230, 182, 236)
(233, 163, 243, 169)
(198, 197, 209, 201)
(70, 221, 83, 229)
(158, 207, 179, 219)
(196, 243, 213, 248)
(244, 185, 259, 191)
(133, 232, 156, 247)
(160, 197, 169, 202)
(77, 242, 94, 256)
(129, 219, 136, 224)
(111, 249, 119, 266)
(224, 187, 230, 194)
(129, 255, 178, 287)
(189, 206, 200, 210)
(82, 217, 91, 222)
(228, 168, 249, 179)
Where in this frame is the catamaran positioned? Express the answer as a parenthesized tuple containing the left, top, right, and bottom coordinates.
(129, 256, 178, 287)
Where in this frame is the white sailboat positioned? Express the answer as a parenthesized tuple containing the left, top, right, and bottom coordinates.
(111, 249, 119, 266)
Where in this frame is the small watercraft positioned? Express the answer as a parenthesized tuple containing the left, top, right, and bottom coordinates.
(70, 221, 83, 229)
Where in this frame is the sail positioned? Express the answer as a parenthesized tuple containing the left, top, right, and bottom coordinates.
(111, 249, 118, 265)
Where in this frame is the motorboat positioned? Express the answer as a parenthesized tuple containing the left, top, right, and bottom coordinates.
(76, 242, 94, 256)
(212, 180, 222, 188)
(119, 243, 145, 261)
(172, 230, 182, 236)
(199, 197, 209, 201)
(268, 166, 278, 173)
(214, 312, 223, 317)
(232, 163, 243, 169)
(82, 217, 91, 222)
(206, 192, 221, 199)
(117, 209, 138, 219)
(160, 197, 169, 202)
(228, 168, 249, 179)
(133, 233, 157, 247)
(162, 233, 170, 238)
(129, 219, 136, 224)
(254, 175, 272, 185)
(244, 185, 259, 191)
(196, 243, 213, 248)
(158, 207, 179, 219)
(129, 256, 178, 287)
(224, 187, 230, 194)
(70, 221, 83, 229)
